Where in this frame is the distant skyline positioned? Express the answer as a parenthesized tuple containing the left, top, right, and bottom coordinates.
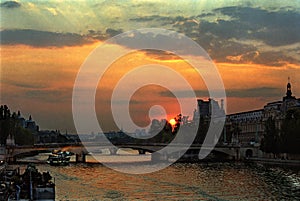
(1, 0, 300, 133)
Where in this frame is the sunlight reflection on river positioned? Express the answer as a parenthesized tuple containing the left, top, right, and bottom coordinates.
(17, 153, 300, 201)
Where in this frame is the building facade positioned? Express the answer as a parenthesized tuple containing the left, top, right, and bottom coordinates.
(225, 79, 300, 145)
(226, 109, 264, 145)
(17, 112, 39, 133)
(194, 98, 225, 120)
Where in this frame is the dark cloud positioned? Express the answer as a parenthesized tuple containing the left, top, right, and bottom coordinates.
(104, 25, 299, 67)
(85, 28, 124, 40)
(234, 51, 300, 67)
(160, 87, 281, 99)
(108, 29, 210, 59)
(197, 19, 250, 41)
(86, 29, 106, 40)
(130, 15, 185, 26)
(226, 87, 282, 98)
(172, 6, 300, 66)
(202, 36, 257, 63)
(2, 79, 48, 89)
(0, 29, 93, 47)
(130, 15, 170, 22)
(103, 7, 299, 67)
(213, 6, 300, 46)
(197, 13, 215, 18)
(105, 28, 123, 37)
(2, 6, 299, 66)
(109, 99, 140, 105)
(142, 49, 183, 61)
(160, 89, 209, 98)
(25, 88, 71, 103)
(0, 1, 21, 8)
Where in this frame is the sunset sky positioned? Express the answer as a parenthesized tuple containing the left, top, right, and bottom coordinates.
(1, 0, 300, 133)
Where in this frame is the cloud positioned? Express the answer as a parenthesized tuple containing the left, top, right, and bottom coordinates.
(0, 29, 94, 47)
(0, 1, 21, 8)
(104, 29, 211, 60)
(130, 15, 168, 22)
(129, 15, 178, 25)
(160, 87, 281, 99)
(105, 28, 123, 37)
(170, 6, 300, 66)
(84, 28, 124, 41)
(226, 87, 282, 98)
(2, 79, 48, 89)
(142, 49, 184, 61)
(25, 88, 71, 103)
(111, 99, 141, 105)
(226, 50, 300, 67)
(213, 6, 300, 46)
(160, 89, 209, 98)
(97, 6, 299, 67)
(1, 4, 299, 67)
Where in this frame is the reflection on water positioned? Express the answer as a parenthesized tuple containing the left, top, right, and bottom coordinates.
(17, 155, 300, 201)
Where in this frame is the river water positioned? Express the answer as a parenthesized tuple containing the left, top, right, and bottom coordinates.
(16, 153, 300, 200)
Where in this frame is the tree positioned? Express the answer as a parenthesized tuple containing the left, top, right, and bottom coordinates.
(15, 127, 34, 145)
(231, 123, 241, 144)
(172, 114, 182, 134)
(0, 105, 34, 145)
(161, 120, 174, 143)
(281, 109, 300, 154)
(261, 117, 280, 156)
(149, 119, 163, 136)
(144, 117, 180, 144)
(194, 116, 209, 144)
(0, 105, 13, 144)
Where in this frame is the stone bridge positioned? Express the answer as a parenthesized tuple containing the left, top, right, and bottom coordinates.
(3, 143, 260, 163)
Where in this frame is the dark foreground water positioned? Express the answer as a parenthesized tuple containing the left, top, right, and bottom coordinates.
(15, 157, 300, 201)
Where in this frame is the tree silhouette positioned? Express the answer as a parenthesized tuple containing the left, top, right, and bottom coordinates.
(261, 117, 280, 157)
(0, 105, 13, 144)
(194, 116, 209, 144)
(172, 114, 182, 134)
(281, 109, 300, 154)
(0, 105, 34, 145)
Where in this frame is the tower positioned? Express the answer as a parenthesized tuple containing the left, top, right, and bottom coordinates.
(283, 77, 296, 105)
(286, 77, 292, 98)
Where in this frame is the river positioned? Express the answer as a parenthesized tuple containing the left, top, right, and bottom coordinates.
(15, 153, 300, 200)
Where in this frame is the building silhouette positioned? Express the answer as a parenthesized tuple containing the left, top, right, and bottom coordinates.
(225, 79, 300, 145)
(194, 98, 225, 121)
(17, 112, 39, 133)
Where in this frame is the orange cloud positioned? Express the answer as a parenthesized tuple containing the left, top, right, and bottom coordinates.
(1, 42, 299, 132)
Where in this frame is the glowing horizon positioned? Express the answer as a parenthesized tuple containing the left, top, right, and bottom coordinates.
(1, 0, 299, 133)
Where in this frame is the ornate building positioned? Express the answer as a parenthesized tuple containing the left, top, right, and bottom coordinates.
(225, 109, 264, 145)
(17, 112, 39, 133)
(194, 98, 225, 121)
(225, 79, 300, 145)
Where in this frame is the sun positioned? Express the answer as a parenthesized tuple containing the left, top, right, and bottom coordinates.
(169, 118, 176, 126)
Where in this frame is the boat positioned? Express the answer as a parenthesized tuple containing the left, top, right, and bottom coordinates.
(47, 151, 72, 166)
(0, 146, 6, 164)
(0, 164, 55, 201)
(0, 166, 15, 200)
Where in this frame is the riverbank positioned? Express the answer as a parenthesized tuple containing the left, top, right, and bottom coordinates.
(9, 152, 300, 172)
(246, 157, 300, 169)
(11, 160, 300, 200)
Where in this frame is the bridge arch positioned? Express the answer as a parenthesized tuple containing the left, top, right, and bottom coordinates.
(245, 149, 253, 158)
